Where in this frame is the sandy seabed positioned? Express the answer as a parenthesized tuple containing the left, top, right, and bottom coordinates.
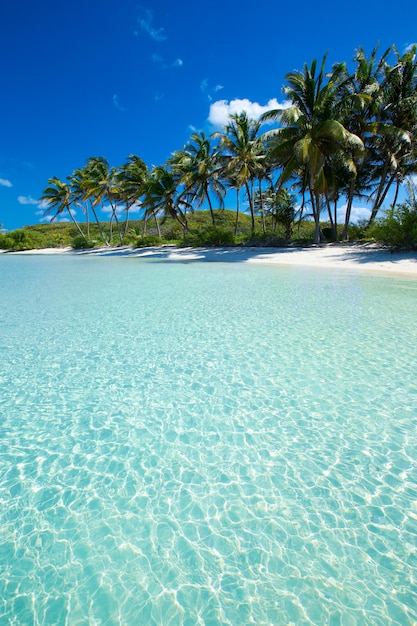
(3, 243, 417, 277)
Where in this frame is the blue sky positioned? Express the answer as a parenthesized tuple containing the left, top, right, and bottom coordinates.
(1, 0, 416, 230)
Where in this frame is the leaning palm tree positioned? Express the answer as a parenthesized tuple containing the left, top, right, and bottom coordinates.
(40, 176, 86, 240)
(261, 56, 364, 243)
(170, 132, 225, 225)
(367, 44, 417, 225)
(69, 167, 91, 239)
(142, 165, 192, 237)
(118, 155, 149, 236)
(214, 112, 266, 233)
(82, 157, 123, 244)
(69, 160, 109, 245)
(334, 45, 389, 237)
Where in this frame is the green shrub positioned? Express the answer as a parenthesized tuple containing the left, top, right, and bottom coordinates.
(0, 234, 14, 249)
(183, 226, 236, 247)
(71, 236, 95, 249)
(162, 226, 182, 240)
(0, 229, 47, 250)
(245, 231, 287, 247)
(368, 202, 417, 248)
(135, 235, 164, 247)
(321, 226, 334, 241)
(346, 219, 369, 241)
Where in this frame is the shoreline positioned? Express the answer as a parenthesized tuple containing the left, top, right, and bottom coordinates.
(2, 243, 417, 277)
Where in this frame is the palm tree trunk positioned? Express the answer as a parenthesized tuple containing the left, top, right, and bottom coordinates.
(297, 185, 307, 234)
(155, 215, 161, 237)
(143, 209, 148, 236)
(67, 208, 87, 240)
(174, 205, 188, 235)
(258, 180, 266, 234)
(391, 177, 401, 210)
(124, 204, 131, 237)
(84, 202, 90, 239)
(342, 180, 356, 242)
(368, 160, 396, 225)
(111, 207, 123, 245)
(108, 204, 114, 243)
(234, 187, 240, 236)
(91, 204, 109, 245)
(325, 193, 336, 241)
(205, 188, 215, 225)
(309, 184, 321, 244)
(245, 181, 255, 233)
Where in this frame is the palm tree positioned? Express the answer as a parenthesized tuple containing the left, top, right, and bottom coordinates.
(40, 177, 86, 240)
(81, 157, 123, 244)
(255, 187, 296, 238)
(142, 165, 192, 236)
(367, 45, 417, 225)
(214, 112, 265, 233)
(69, 164, 109, 245)
(118, 155, 149, 236)
(261, 56, 364, 243)
(333, 45, 388, 238)
(170, 132, 225, 225)
(69, 167, 91, 240)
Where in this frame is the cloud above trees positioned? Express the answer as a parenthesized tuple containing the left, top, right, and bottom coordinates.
(208, 98, 289, 126)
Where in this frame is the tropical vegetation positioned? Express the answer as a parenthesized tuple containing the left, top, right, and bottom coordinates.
(1, 43, 416, 251)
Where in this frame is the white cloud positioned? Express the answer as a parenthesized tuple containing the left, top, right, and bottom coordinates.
(0, 178, 12, 188)
(200, 80, 226, 103)
(208, 98, 289, 126)
(113, 94, 127, 112)
(136, 8, 166, 41)
(38, 215, 70, 223)
(336, 204, 371, 224)
(100, 203, 142, 216)
(129, 201, 142, 214)
(101, 204, 125, 218)
(18, 195, 39, 205)
(36, 203, 77, 224)
(151, 54, 183, 69)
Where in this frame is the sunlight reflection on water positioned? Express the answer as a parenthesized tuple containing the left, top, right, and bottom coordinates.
(1, 255, 417, 625)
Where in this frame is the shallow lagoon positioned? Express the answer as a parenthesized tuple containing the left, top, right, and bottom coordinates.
(1, 254, 417, 625)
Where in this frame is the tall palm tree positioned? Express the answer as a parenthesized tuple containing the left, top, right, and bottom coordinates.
(261, 56, 364, 243)
(69, 164, 109, 245)
(82, 157, 123, 244)
(142, 165, 192, 236)
(367, 45, 417, 225)
(40, 177, 86, 240)
(214, 112, 265, 233)
(331, 47, 387, 238)
(118, 155, 149, 236)
(170, 132, 225, 225)
(69, 167, 91, 240)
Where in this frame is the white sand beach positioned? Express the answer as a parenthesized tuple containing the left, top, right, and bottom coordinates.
(3, 243, 417, 276)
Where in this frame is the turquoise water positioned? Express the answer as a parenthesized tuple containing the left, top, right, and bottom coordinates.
(0, 254, 416, 625)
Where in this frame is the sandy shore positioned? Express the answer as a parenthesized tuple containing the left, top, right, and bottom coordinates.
(3, 243, 417, 277)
